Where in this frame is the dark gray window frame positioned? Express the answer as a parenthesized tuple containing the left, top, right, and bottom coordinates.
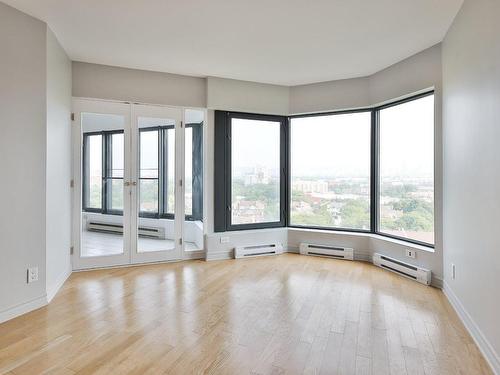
(214, 91, 435, 248)
(83, 130, 123, 216)
(214, 111, 288, 231)
(82, 122, 203, 221)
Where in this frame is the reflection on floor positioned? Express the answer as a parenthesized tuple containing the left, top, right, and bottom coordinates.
(0, 254, 492, 374)
(81, 230, 199, 257)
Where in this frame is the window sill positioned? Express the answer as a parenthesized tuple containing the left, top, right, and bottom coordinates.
(287, 227, 435, 253)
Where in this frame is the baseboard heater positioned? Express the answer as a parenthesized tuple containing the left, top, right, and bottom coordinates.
(299, 243, 354, 260)
(234, 243, 283, 259)
(372, 253, 431, 285)
(87, 221, 165, 239)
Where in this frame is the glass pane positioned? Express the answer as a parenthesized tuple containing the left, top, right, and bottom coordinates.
(86, 134, 102, 209)
(379, 95, 435, 244)
(110, 179, 124, 211)
(111, 133, 124, 178)
(140, 130, 159, 178)
(140, 179, 158, 213)
(167, 128, 175, 214)
(185, 127, 193, 216)
(290, 112, 371, 230)
(81, 112, 125, 258)
(139, 129, 159, 215)
(107, 133, 124, 212)
(231, 118, 280, 225)
(184, 109, 204, 252)
(137, 117, 176, 253)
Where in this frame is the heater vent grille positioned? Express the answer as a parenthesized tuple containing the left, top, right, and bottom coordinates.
(299, 243, 354, 260)
(234, 243, 283, 259)
(373, 253, 431, 285)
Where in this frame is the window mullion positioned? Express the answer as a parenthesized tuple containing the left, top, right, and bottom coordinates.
(371, 110, 379, 233)
(101, 132, 108, 214)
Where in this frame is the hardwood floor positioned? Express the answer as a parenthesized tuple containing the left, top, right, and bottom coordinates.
(0, 254, 492, 375)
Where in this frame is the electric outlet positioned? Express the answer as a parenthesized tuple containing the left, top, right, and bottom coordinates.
(405, 249, 416, 259)
(220, 236, 230, 244)
(27, 266, 38, 283)
(452, 263, 456, 280)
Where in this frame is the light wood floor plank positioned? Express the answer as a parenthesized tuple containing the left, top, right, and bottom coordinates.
(0, 254, 493, 375)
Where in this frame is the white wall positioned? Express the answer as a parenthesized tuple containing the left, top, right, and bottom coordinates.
(369, 44, 442, 105)
(72, 61, 206, 108)
(0, 4, 73, 322)
(46, 28, 72, 302)
(290, 44, 441, 114)
(0, 2, 47, 320)
(290, 77, 370, 114)
(206, 76, 290, 115)
(442, 0, 500, 372)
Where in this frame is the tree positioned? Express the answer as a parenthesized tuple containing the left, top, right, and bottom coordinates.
(339, 199, 369, 229)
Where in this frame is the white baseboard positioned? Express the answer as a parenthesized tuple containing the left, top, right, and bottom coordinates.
(443, 281, 499, 375)
(431, 276, 443, 289)
(46, 266, 72, 303)
(183, 250, 205, 260)
(206, 249, 233, 261)
(354, 249, 372, 262)
(0, 295, 47, 324)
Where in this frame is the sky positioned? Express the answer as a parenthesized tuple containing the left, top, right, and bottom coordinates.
(231, 94, 434, 179)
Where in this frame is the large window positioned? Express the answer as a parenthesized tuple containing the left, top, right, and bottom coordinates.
(290, 112, 371, 230)
(214, 112, 286, 230)
(378, 94, 434, 244)
(214, 92, 435, 247)
(231, 117, 281, 225)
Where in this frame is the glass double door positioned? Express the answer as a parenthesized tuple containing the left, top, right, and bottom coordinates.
(73, 99, 204, 270)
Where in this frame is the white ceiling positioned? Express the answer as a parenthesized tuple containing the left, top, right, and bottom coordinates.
(4, 0, 463, 86)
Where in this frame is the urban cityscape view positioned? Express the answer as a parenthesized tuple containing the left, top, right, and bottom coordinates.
(231, 166, 434, 244)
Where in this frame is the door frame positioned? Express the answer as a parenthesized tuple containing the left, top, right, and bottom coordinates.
(71, 98, 207, 270)
(72, 98, 132, 270)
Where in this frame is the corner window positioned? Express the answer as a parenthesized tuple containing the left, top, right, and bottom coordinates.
(378, 94, 435, 245)
(290, 112, 371, 230)
(214, 92, 435, 248)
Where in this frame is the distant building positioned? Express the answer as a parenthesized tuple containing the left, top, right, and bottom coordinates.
(232, 199, 265, 223)
(292, 179, 328, 193)
(244, 166, 270, 186)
